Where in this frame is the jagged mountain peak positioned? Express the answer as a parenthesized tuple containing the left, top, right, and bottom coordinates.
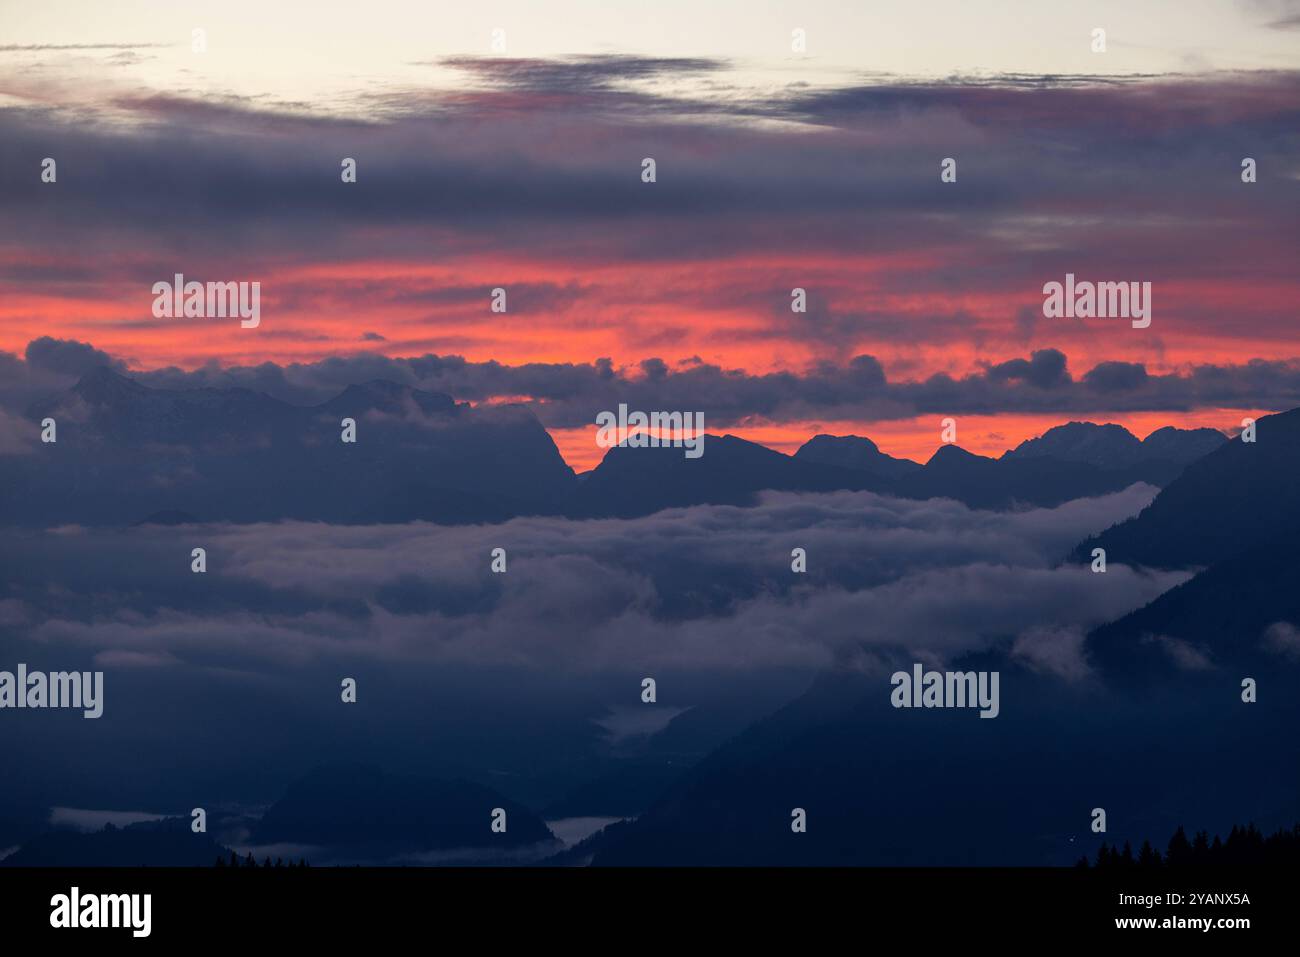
(71, 364, 147, 402)
(323, 378, 457, 415)
(1003, 421, 1141, 465)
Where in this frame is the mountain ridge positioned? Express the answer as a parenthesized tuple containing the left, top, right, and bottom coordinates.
(1, 367, 1268, 525)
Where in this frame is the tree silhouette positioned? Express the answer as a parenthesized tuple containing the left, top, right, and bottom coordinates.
(1092, 821, 1300, 868)
(1137, 840, 1161, 868)
(1166, 825, 1192, 867)
(1192, 830, 1210, 863)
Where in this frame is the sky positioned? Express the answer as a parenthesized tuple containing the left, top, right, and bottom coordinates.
(1, 0, 1298, 468)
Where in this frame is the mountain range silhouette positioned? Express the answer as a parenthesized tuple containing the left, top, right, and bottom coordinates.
(1, 367, 1241, 524)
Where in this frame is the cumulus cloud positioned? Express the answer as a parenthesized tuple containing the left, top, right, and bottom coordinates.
(3, 340, 1297, 430)
(24, 337, 124, 378)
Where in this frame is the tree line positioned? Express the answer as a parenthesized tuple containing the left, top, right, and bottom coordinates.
(1078, 822, 1300, 868)
(215, 852, 310, 868)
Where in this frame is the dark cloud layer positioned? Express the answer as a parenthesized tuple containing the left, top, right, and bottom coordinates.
(2, 64, 1296, 292)
(2, 339, 1295, 431)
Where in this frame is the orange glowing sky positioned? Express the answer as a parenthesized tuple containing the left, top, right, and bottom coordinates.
(1, 246, 1293, 471)
(2, 253, 1292, 371)
(2, 19, 1297, 472)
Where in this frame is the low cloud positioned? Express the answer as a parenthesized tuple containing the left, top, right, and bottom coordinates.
(48, 807, 167, 831)
(592, 706, 691, 745)
(1011, 625, 1093, 681)
(1263, 620, 1300, 659)
(5, 485, 1186, 675)
(1141, 633, 1214, 670)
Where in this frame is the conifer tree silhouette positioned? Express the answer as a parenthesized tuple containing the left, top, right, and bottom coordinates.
(1166, 825, 1192, 867)
(1137, 840, 1161, 868)
(1192, 830, 1210, 862)
(1098, 820, 1300, 868)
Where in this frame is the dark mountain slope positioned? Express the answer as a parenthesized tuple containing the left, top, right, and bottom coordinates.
(250, 764, 553, 853)
(571, 434, 893, 518)
(1086, 542, 1300, 682)
(1138, 425, 1227, 464)
(3, 368, 575, 525)
(591, 656, 1300, 866)
(1073, 407, 1300, 568)
(2, 816, 230, 867)
(797, 422, 1224, 506)
(577, 435, 1168, 519)
(904, 443, 1157, 510)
